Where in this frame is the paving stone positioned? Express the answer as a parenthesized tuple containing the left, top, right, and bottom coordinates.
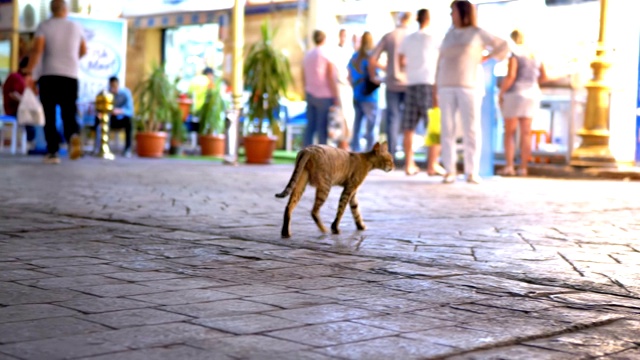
(240, 260, 301, 270)
(302, 284, 408, 301)
(0, 262, 35, 271)
(216, 284, 293, 297)
(0, 269, 52, 282)
(71, 283, 165, 297)
(0, 333, 128, 360)
(318, 335, 453, 359)
(55, 297, 152, 313)
(102, 271, 188, 282)
(268, 276, 366, 290)
(352, 313, 456, 332)
(268, 304, 382, 325)
(82, 345, 234, 360)
(138, 277, 234, 291)
(380, 278, 446, 293)
(189, 334, 311, 358)
(18, 275, 126, 290)
(473, 297, 560, 313)
(599, 348, 640, 360)
(82, 308, 192, 328)
(0, 353, 20, 360)
(127, 288, 239, 306)
(446, 345, 576, 360)
(339, 296, 436, 314)
(399, 286, 497, 305)
(0, 316, 109, 343)
(242, 350, 335, 360)
(27, 257, 109, 267)
(0, 282, 85, 305)
(193, 314, 303, 334)
(161, 299, 279, 318)
(403, 325, 505, 348)
(267, 321, 397, 347)
(0, 304, 80, 323)
(94, 322, 230, 349)
(244, 292, 336, 309)
(37, 264, 126, 277)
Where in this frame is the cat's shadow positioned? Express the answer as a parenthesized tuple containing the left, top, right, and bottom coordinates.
(318, 231, 367, 253)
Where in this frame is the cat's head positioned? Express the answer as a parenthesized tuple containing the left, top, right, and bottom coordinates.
(371, 142, 394, 172)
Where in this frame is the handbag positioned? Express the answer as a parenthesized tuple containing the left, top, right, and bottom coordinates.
(425, 107, 441, 146)
(362, 71, 380, 96)
(17, 87, 45, 126)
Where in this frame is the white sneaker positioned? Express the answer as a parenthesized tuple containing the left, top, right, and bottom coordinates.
(443, 173, 456, 184)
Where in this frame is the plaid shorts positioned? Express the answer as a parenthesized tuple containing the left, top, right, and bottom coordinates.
(402, 84, 434, 131)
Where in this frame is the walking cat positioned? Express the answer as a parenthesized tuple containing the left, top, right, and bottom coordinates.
(275, 142, 394, 238)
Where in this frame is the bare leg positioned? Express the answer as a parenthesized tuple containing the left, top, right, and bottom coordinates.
(403, 130, 418, 175)
(518, 117, 532, 176)
(501, 117, 517, 175)
(349, 193, 366, 230)
(331, 187, 355, 234)
(426, 144, 445, 175)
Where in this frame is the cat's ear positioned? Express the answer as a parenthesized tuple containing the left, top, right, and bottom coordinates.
(372, 142, 381, 154)
(380, 141, 388, 153)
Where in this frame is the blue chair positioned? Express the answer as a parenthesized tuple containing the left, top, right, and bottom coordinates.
(0, 115, 27, 155)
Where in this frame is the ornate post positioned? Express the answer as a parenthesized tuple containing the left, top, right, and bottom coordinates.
(570, 0, 616, 167)
(224, 0, 244, 165)
(95, 90, 115, 160)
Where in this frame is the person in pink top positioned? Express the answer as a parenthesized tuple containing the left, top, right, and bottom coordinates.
(302, 30, 340, 147)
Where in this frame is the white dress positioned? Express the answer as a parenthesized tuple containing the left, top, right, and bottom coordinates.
(501, 49, 541, 119)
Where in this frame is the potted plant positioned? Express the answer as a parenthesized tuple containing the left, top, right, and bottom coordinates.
(243, 20, 293, 164)
(134, 63, 179, 157)
(197, 78, 227, 157)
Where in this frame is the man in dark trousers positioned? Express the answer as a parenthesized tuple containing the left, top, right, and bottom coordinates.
(25, 0, 87, 164)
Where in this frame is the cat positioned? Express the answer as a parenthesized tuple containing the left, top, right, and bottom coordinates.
(275, 141, 394, 238)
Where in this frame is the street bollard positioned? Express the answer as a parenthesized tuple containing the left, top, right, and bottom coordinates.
(95, 90, 115, 160)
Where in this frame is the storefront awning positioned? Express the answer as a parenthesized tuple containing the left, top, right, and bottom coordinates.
(128, 10, 231, 29)
(121, 0, 234, 18)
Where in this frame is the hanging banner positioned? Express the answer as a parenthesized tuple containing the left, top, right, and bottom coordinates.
(0, 0, 14, 31)
(68, 15, 127, 122)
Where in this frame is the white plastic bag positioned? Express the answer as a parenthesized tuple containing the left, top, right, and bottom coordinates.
(17, 88, 45, 126)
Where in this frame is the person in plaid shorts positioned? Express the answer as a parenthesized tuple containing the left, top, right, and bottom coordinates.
(398, 8, 443, 176)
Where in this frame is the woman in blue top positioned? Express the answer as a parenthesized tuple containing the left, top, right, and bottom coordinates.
(348, 31, 380, 152)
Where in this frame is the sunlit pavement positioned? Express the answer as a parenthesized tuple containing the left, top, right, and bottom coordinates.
(1, 155, 639, 360)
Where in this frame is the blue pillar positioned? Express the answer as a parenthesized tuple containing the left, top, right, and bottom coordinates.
(480, 59, 498, 177)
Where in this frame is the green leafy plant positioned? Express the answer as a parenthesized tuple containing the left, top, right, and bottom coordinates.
(197, 78, 227, 136)
(134, 63, 180, 133)
(243, 21, 293, 136)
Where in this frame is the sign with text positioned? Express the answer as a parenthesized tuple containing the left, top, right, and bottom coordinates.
(69, 15, 127, 107)
(0, 0, 14, 31)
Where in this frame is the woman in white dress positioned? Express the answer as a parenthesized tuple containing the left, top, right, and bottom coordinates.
(499, 30, 548, 177)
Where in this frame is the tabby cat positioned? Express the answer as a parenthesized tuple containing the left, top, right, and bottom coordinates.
(275, 142, 394, 238)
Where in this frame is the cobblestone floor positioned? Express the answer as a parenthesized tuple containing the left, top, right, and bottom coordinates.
(0, 155, 639, 360)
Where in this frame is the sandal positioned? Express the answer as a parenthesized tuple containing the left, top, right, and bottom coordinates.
(498, 166, 516, 176)
(517, 168, 528, 177)
(427, 164, 446, 176)
(405, 165, 420, 176)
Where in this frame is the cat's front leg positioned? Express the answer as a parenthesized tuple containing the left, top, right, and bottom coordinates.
(331, 188, 354, 234)
(349, 193, 366, 231)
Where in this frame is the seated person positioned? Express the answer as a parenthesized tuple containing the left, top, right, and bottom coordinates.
(2, 57, 37, 144)
(95, 76, 133, 156)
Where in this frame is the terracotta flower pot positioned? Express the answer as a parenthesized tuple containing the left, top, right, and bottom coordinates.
(136, 132, 167, 158)
(243, 134, 276, 164)
(199, 134, 226, 157)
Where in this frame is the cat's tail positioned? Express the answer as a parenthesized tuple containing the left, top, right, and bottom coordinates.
(275, 150, 310, 198)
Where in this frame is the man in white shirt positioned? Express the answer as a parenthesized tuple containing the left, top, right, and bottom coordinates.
(398, 8, 443, 176)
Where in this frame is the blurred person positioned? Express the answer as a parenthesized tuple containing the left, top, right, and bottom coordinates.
(302, 29, 340, 147)
(25, 0, 87, 164)
(348, 31, 380, 152)
(336, 28, 355, 150)
(435, 0, 508, 184)
(2, 57, 37, 144)
(189, 67, 215, 113)
(498, 29, 548, 177)
(398, 9, 444, 176)
(94, 76, 134, 157)
(369, 12, 412, 159)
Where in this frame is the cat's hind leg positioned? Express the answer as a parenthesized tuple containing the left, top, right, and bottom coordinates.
(311, 185, 330, 234)
(349, 193, 366, 231)
(281, 172, 309, 238)
(331, 187, 355, 234)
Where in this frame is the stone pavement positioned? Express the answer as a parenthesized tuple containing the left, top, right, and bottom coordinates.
(0, 155, 639, 360)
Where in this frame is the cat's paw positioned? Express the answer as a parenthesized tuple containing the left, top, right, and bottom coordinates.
(281, 232, 292, 239)
(356, 223, 367, 231)
(331, 225, 341, 234)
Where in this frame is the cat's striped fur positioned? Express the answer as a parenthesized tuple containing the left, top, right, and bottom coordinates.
(275, 142, 394, 238)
